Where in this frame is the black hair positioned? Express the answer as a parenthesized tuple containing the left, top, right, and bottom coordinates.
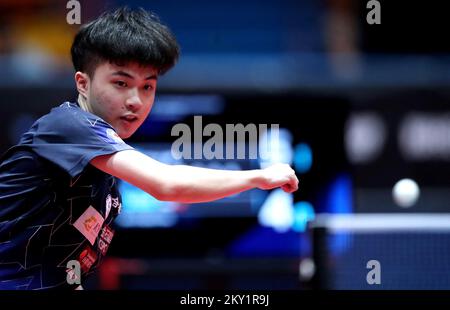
(71, 7, 180, 77)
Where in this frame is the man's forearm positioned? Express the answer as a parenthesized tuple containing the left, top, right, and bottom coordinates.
(158, 165, 263, 203)
(91, 150, 298, 204)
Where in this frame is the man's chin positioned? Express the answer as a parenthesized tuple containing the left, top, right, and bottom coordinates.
(116, 128, 134, 140)
(118, 132, 132, 139)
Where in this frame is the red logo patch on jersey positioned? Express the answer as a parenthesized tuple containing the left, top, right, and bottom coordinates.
(79, 246, 98, 273)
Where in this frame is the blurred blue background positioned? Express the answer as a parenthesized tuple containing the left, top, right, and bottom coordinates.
(1, 0, 450, 289)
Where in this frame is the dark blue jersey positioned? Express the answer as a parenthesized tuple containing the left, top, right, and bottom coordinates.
(0, 102, 134, 289)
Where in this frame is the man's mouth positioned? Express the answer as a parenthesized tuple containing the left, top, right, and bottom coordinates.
(120, 115, 138, 123)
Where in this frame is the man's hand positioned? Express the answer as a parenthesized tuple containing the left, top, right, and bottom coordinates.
(257, 163, 299, 193)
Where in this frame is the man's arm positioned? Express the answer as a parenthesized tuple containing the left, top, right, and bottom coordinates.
(91, 150, 299, 203)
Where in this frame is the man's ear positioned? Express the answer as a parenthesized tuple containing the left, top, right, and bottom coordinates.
(75, 71, 90, 98)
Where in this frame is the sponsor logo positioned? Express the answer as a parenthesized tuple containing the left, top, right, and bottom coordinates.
(106, 128, 124, 144)
(83, 216, 98, 231)
(111, 197, 120, 208)
(92, 125, 124, 145)
(74, 206, 104, 245)
(79, 246, 97, 273)
(105, 194, 112, 219)
(111, 197, 122, 214)
(100, 225, 115, 244)
(98, 239, 109, 256)
(97, 225, 115, 256)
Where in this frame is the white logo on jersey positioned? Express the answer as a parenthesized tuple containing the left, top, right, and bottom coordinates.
(106, 128, 124, 144)
(105, 194, 112, 219)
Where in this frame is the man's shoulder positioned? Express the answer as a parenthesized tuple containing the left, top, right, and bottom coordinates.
(14, 101, 102, 149)
(39, 102, 109, 133)
(48, 101, 98, 122)
(0, 147, 52, 176)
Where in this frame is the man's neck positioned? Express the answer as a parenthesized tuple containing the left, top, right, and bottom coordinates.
(77, 94, 93, 114)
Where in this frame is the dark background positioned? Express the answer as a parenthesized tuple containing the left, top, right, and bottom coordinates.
(1, 0, 450, 290)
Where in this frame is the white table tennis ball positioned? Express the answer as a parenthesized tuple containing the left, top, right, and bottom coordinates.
(392, 178, 420, 208)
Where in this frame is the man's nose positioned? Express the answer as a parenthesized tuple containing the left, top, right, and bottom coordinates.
(125, 89, 143, 112)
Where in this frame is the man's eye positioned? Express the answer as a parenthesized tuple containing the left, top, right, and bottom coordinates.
(115, 81, 127, 87)
(143, 85, 153, 91)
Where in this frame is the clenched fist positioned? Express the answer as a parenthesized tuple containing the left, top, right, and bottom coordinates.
(257, 163, 299, 193)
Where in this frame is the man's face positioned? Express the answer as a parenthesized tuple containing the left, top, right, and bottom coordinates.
(87, 62, 158, 139)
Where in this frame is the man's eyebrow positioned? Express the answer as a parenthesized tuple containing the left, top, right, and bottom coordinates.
(145, 74, 158, 80)
(111, 71, 157, 80)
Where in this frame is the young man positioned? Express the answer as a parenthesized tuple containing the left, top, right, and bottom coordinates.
(0, 7, 298, 290)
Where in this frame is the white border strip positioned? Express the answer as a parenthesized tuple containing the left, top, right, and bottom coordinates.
(310, 213, 450, 232)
